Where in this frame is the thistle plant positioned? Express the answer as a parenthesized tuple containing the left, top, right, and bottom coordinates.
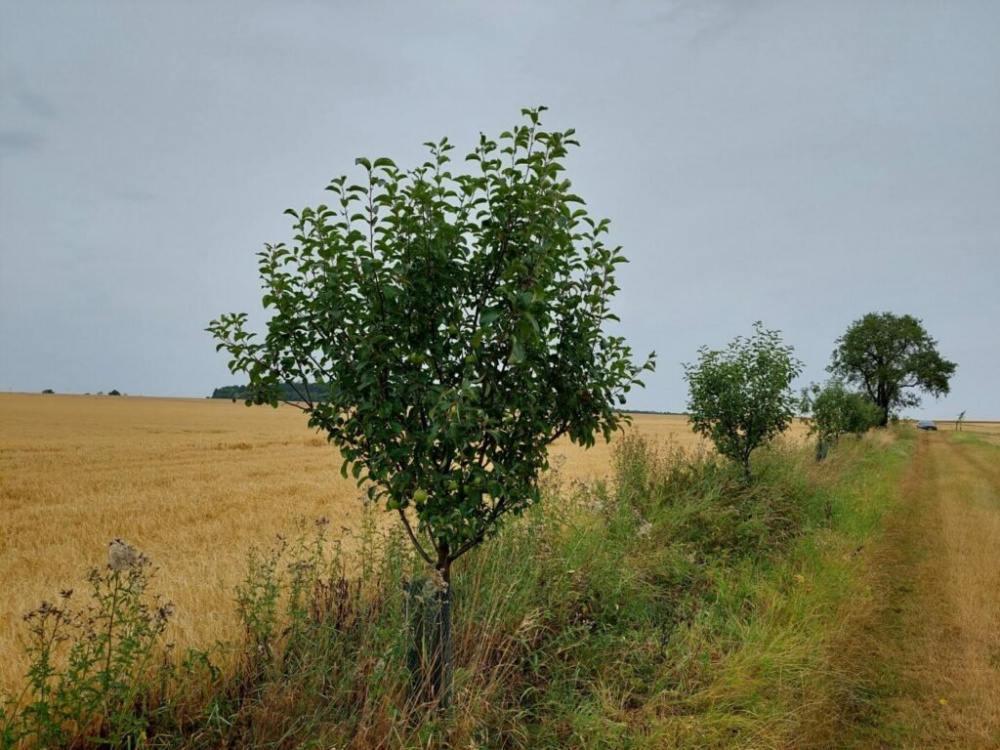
(2, 539, 173, 748)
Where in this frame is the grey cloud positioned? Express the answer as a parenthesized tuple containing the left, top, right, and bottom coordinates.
(0, 131, 43, 153)
(15, 89, 59, 120)
(112, 188, 158, 203)
(649, 0, 760, 41)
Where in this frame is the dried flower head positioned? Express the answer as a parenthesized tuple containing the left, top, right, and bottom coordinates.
(155, 602, 175, 625)
(108, 538, 150, 571)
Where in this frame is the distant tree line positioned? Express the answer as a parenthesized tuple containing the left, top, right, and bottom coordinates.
(211, 383, 327, 402)
(40, 389, 124, 396)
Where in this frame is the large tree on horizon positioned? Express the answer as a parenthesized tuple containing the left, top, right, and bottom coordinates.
(828, 312, 956, 427)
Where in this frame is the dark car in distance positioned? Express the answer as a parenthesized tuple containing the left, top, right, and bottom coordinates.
(917, 420, 938, 431)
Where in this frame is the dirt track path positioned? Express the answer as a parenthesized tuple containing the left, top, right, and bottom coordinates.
(837, 432, 1000, 748)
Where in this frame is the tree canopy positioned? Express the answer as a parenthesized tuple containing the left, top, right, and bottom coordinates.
(828, 312, 956, 427)
(800, 379, 882, 445)
(683, 322, 801, 482)
(208, 108, 654, 582)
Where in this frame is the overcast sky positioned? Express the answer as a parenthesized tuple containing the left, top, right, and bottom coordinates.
(2, 0, 998, 418)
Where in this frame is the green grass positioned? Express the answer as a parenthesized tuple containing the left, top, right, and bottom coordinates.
(2, 430, 914, 749)
(949, 430, 1000, 450)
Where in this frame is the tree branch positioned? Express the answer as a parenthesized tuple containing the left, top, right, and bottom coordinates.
(396, 509, 432, 566)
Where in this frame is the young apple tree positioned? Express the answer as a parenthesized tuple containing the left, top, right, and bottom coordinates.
(208, 108, 654, 705)
(683, 323, 802, 483)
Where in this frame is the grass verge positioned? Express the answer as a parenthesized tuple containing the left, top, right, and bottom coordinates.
(1, 429, 913, 749)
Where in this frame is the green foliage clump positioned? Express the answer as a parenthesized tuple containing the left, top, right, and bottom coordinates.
(801, 379, 883, 445)
(208, 108, 654, 582)
(683, 322, 803, 482)
(829, 312, 956, 426)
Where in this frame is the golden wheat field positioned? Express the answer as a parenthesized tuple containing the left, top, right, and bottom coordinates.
(0, 393, 719, 694)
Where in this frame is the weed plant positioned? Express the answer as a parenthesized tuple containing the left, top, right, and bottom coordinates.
(1, 541, 173, 748)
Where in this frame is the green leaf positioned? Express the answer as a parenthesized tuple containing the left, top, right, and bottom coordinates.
(510, 338, 526, 364)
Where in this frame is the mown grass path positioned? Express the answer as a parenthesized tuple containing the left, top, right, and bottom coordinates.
(835, 431, 1000, 748)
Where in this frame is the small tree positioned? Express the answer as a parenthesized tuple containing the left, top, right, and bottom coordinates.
(829, 312, 956, 427)
(208, 108, 654, 704)
(800, 379, 882, 448)
(956, 410, 966, 431)
(683, 322, 802, 483)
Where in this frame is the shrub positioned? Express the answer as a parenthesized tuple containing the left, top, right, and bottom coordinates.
(683, 322, 802, 482)
(801, 380, 882, 446)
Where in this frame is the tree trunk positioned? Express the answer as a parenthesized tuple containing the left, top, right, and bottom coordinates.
(876, 383, 890, 427)
(432, 552, 452, 710)
(815, 439, 830, 462)
(404, 553, 453, 711)
(434, 569, 452, 709)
